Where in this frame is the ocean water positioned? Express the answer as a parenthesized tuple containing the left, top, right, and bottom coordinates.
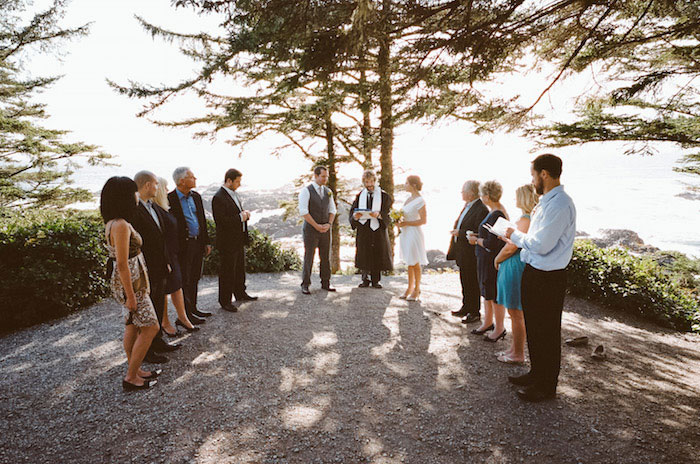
(73, 123, 699, 257)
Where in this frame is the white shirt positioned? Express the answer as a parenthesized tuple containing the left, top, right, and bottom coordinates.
(222, 186, 247, 223)
(298, 182, 337, 217)
(511, 185, 576, 271)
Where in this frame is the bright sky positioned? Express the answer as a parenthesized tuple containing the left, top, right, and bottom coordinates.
(20, 0, 700, 256)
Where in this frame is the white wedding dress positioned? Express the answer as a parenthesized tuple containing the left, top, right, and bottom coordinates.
(399, 196, 429, 266)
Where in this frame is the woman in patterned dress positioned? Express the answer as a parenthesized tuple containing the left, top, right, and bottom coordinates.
(100, 177, 160, 391)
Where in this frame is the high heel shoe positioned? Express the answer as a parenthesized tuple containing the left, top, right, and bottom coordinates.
(406, 291, 421, 301)
(484, 329, 507, 342)
(162, 326, 178, 337)
(470, 324, 494, 335)
(122, 379, 156, 391)
(399, 291, 411, 300)
(176, 319, 200, 333)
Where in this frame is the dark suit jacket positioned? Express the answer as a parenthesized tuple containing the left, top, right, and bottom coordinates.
(167, 189, 210, 253)
(132, 201, 171, 281)
(212, 187, 249, 251)
(446, 199, 489, 267)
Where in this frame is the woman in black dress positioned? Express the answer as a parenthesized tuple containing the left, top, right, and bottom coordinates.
(468, 180, 509, 341)
(154, 178, 199, 334)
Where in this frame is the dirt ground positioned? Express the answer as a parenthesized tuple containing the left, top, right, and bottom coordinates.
(1, 273, 699, 464)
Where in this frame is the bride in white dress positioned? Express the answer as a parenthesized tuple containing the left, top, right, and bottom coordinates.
(398, 175, 428, 301)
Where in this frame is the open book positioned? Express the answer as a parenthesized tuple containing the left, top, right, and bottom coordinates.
(353, 209, 375, 220)
(483, 216, 518, 238)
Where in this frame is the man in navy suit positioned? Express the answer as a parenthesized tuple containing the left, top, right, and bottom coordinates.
(212, 168, 258, 312)
(168, 167, 212, 325)
(133, 170, 181, 363)
(446, 180, 489, 323)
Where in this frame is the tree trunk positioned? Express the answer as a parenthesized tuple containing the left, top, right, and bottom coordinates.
(325, 109, 341, 274)
(378, 0, 395, 251)
(359, 50, 373, 169)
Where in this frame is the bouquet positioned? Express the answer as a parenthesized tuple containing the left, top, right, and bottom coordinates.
(389, 208, 404, 235)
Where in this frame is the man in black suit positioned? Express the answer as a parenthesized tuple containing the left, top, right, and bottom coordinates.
(168, 167, 212, 325)
(446, 180, 489, 324)
(212, 168, 258, 312)
(133, 171, 181, 363)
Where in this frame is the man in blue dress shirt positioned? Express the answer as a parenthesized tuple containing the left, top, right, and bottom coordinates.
(505, 154, 576, 402)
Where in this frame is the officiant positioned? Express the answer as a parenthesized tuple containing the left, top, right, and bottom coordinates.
(350, 170, 393, 288)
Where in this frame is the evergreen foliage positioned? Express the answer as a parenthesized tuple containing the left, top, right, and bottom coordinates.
(0, 0, 110, 210)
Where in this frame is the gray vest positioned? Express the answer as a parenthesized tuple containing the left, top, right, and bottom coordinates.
(308, 184, 330, 224)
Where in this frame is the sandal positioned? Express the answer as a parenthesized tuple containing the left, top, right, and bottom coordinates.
(497, 354, 524, 365)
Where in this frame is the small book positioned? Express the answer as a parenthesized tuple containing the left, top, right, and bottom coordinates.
(484, 217, 518, 238)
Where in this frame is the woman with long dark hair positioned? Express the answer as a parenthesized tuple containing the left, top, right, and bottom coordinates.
(101, 176, 160, 391)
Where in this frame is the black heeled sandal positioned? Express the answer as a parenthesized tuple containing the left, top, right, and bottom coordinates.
(176, 319, 200, 333)
(484, 329, 507, 342)
(471, 324, 494, 335)
(140, 369, 162, 380)
(122, 379, 156, 391)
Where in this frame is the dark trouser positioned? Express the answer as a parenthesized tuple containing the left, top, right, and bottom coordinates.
(301, 226, 331, 287)
(219, 247, 246, 305)
(180, 239, 204, 317)
(521, 264, 567, 393)
(148, 276, 167, 351)
(458, 256, 480, 315)
(361, 270, 381, 285)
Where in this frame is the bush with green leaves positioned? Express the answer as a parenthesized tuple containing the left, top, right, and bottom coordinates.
(0, 210, 110, 332)
(203, 220, 301, 275)
(568, 240, 699, 332)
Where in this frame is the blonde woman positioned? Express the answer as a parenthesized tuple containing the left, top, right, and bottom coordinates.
(468, 180, 508, 341)
(397, 175, 428, 300)
(153, 178, 199, 334)
(494, 184, 538, 364)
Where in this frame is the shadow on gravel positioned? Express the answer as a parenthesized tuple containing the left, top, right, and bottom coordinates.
(0, 275, 698, 464)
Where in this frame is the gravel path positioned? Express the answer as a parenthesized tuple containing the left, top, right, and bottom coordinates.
(1, 273, 699, 464)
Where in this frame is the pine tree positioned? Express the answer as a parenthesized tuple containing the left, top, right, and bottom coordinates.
(0, 0, 110, 210)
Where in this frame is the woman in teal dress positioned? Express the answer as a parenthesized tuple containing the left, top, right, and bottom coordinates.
(494, 184, 539, 364)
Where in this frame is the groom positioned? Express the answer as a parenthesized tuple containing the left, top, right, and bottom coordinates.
(299, 166, 336, 295)
(446, 180, 488, 323)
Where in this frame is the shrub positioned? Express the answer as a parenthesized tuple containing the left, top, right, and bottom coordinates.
(568, 240, 700, 332)
(0, 210, 110, 332)
(203, 220, 301, 275)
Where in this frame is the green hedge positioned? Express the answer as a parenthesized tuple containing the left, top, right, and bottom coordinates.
(0, 212, 300, 332)
(0, 210, 110, 332)
(203, 220, 301, 275)
(568, 240, 700, 332)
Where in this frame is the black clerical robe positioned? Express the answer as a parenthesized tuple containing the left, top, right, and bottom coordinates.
(349, 189, 394, 272)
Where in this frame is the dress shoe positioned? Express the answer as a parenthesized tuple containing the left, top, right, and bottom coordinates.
(176, 319, 200, 333)
(451, 308, 469, 317)
(192, 309, 213, 318)
(237, 294, 258, 301)
(461, 313, 481, 324)
(508, 372, 534, 387)
(321, 285, 337, 292)
(358, 281, 371, 288)
(188, 314, 205, 325)
(153, 340, 182, 353)
(144, 351, 169, 364)
(221, 303, 238, 312)
(123, 379, 156, 391)
(371, 283, 383, 289)
(516, 386, 556, 402)
(484, 329, 507, 342)
(301, 286, 311, 295)
(470, 323, 494, 335)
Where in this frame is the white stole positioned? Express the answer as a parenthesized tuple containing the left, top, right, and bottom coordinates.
(359, 187, 381, 231)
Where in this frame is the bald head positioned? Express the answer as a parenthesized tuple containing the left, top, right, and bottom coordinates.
(134, 170, 157, 189)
